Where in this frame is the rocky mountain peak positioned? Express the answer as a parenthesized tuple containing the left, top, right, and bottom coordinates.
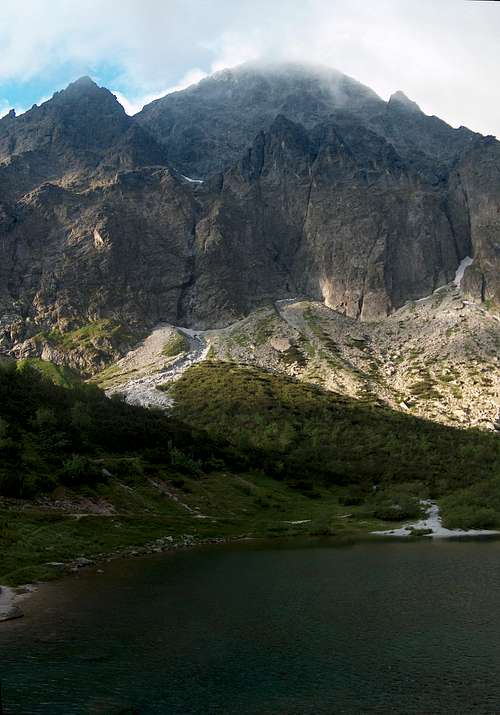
(48, 76, 127, 118)
(388, 90, 421, 113)
(67, 75, 98, 89)
(0, 75, 133, 187)
(136, 61, 384, 177)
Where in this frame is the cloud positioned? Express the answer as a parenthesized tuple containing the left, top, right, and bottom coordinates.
(0, 99, 28, 118)
(112, 68, 208, 115)
(0, 0, 499, 136)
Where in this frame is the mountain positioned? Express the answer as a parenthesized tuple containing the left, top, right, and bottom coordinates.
(0, 77, 167, 198)
(0, 61, 498, 379)
(1, 63, 500, 584)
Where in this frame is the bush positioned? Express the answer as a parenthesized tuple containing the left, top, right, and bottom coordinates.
(370, 496, 421, 522)
(169, 447, 202, 477)
(441, 481, 500, 530)
(170, 363, 500, 497)
(162, 332, 189, 358)
(61, 455, 104, 486)
(443, 506, 498, 530)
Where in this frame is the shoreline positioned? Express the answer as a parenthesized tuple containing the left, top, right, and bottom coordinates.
(0, 531, 243, 624)
(0, 585, 24, 623)
(3, 515, 500, 626)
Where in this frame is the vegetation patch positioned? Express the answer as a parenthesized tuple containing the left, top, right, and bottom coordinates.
(2, 359, 500, 584)
(162, 331, 189, 358)
(279, 343, 307, 367)
(254, 315, 278, 346)
(171, 362, 500, 495)
(409, 371, 441, 400)
(15, 358, 81, 388)
(38, 319, 133, 351)
(441, 481, 500, 529)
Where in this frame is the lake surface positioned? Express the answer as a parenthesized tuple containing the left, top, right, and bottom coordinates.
(2, 539, 500, 714)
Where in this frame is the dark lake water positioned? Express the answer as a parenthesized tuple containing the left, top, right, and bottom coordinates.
(2, 539, 500, 714)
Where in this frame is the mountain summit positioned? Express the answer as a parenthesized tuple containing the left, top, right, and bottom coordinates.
(388, 90, 421, 112)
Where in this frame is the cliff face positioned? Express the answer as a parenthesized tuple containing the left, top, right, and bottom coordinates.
(0, 63, 498, 371)
(188, 116, 469, 324)
(451, 138, 500, 307)
(0, 169, 198, 361)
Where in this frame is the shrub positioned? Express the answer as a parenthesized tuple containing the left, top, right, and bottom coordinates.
(162, 332, 189, 358)
(61, 455, 104, 486)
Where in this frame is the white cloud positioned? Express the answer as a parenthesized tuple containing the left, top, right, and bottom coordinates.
(112, 68, 208, 115)
(111, 91, 145, 117)
(0, 100, 28, 118)
(0, 0, 499, 136)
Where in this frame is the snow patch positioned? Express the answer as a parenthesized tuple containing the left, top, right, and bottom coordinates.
(0, 585, 23, 622)
(454, 256, 474, 287)
(403, 258, 473, 308)
(181, 175, 204, 184)
(372, 500, 498, 539)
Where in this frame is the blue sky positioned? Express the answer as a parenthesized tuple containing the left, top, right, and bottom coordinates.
(0, 0, 499, 137)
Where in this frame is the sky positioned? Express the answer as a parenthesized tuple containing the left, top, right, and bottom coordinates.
(0, 0, 499, 137)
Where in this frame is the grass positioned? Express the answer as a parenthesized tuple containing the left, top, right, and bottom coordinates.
(171, 362, 500, 495)
(36, 319, 133, 351)
(30, 319, 137, 376)
(15, 358, 81, 388)
(2, 358, 500, 585)
(0, 473, 412, 585)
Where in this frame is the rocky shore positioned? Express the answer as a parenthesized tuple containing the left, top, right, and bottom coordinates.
(0, 585, 24, 623)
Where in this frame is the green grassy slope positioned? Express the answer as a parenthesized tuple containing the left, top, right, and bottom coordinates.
(171, 362, 500, 496)
(1, 358, 500, 585)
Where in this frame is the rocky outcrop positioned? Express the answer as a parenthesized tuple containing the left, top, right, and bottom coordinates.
(0, 168, 198, 358)
(0, 76, 168, 204)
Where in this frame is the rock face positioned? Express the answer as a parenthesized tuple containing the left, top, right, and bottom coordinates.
(0, 62, 498, 371)
(195, 115, 467, 322)
(452, 137, 500, 307)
